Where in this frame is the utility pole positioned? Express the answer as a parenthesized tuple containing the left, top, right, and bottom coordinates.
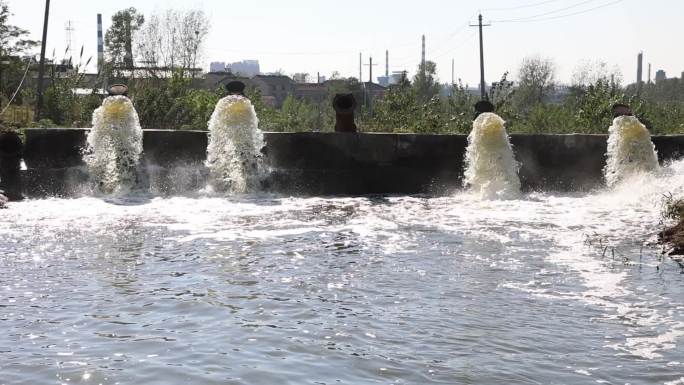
(364, 57, 378, 116)
(470, 14, 491, 100)
(359, 53, 362, 82)
(35, 0, 50, 121)
(364, 56, 377, 83)
(65, 20, 74, 61)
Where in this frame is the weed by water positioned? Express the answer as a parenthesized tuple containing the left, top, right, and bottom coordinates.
(660, 192, 684, 223)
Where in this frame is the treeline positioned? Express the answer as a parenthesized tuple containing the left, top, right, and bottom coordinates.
(259, 58, 684, 135)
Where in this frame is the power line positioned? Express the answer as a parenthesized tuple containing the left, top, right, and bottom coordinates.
(494, 0, 623, 23)
(493, 0, 599, 22)
(432, 31, 477, 60)
(483, 0, 565, 12)
(432, 31, 476, 59)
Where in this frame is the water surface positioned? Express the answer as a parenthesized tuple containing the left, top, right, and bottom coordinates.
(1, 164, 684, 384)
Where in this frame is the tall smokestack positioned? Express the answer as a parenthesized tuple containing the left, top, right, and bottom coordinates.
(385, 50, 389, 77)
(97, 14, 104, 73)
(637, 51, 643, 86)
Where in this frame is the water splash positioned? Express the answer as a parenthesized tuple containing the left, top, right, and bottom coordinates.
(83, 96, 143, 194)
(463, 112, 520, 199)
(206, 95, 265, 193)
(604, 115, 659, 187)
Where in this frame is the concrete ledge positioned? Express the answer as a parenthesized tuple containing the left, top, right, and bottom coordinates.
(17, 128, 684, 196)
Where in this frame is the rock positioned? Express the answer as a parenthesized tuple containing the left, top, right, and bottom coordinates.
(0, 192, 7, 209)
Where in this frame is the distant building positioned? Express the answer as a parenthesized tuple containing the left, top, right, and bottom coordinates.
(210, 62, 227, 73)
(226, 60, 260, 77)
(544, 86, 571, 105)
(292, 73, 310, 83)
(203, 70, 387, 109)
(389, 71, 408, 85)
(377, 76, 389, 87)
(252, 75, 296, 107)
(293, 80, 387, 108)
(295, 83, 327, 104)
(655, 69, 666, 83)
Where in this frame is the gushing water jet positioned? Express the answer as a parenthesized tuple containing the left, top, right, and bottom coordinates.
(206, 82, 265, 193)
(83, 84, 143, 194)
(604, 104, 659, 187)
(463, 101, 520, 199)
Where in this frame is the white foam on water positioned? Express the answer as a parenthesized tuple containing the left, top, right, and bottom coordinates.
(463, 112, 521, 199)
(4, 157, 684, 369)
(83, 96, 143, 194)
(515, 161, 684, 360)
(604, 115, 659, 187)
(206, 95, 265, 193)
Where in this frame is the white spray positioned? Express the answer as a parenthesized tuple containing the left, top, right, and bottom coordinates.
(604, 115, 659, 187)
(84, 95, 143, 194)
(206, 95, 265, 193)
(463, 112, 521, 199)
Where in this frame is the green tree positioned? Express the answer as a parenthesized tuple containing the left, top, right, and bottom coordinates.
(0, 0, 38, 109)
(136, 9, 209, 77)
(365, 76, 411, 132)
(246, 87, 280, 131)
(0, 1, 37, 57)
(514, 56, 556, 112)
(277, 95, 318, 132)
(445, 80, 477, 133)
(104, 8, 144, 71)
(42, 50, 94, 127)
(368, 74, 447, 133)
(413, 60, 441, 103)
(569, 78, 627, 132)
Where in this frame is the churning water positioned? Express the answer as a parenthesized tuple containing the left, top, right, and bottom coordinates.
(206, 95, 266, 193)
(2, 159, 684, 384)
(463, 112, 521, 199)
(604, 115, 660, 187)
(83, 96, 144, 194)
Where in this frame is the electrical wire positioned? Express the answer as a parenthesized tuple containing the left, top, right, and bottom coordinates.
(432, 31, 477, 60)
(494, 0, 623, 23)
(492, 0, 599, 22)
(483, 0, 565, 12)
(0, 57, 34, 117)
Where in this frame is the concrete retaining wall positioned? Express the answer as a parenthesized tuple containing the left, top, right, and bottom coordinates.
(17, 128, 684, 196)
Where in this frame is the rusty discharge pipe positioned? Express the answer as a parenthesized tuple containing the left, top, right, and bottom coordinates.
(333, 93, 357, 133)
(612, 103, 633, 118)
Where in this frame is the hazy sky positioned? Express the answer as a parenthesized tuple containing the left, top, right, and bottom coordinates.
(4, 0, 683, 86)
